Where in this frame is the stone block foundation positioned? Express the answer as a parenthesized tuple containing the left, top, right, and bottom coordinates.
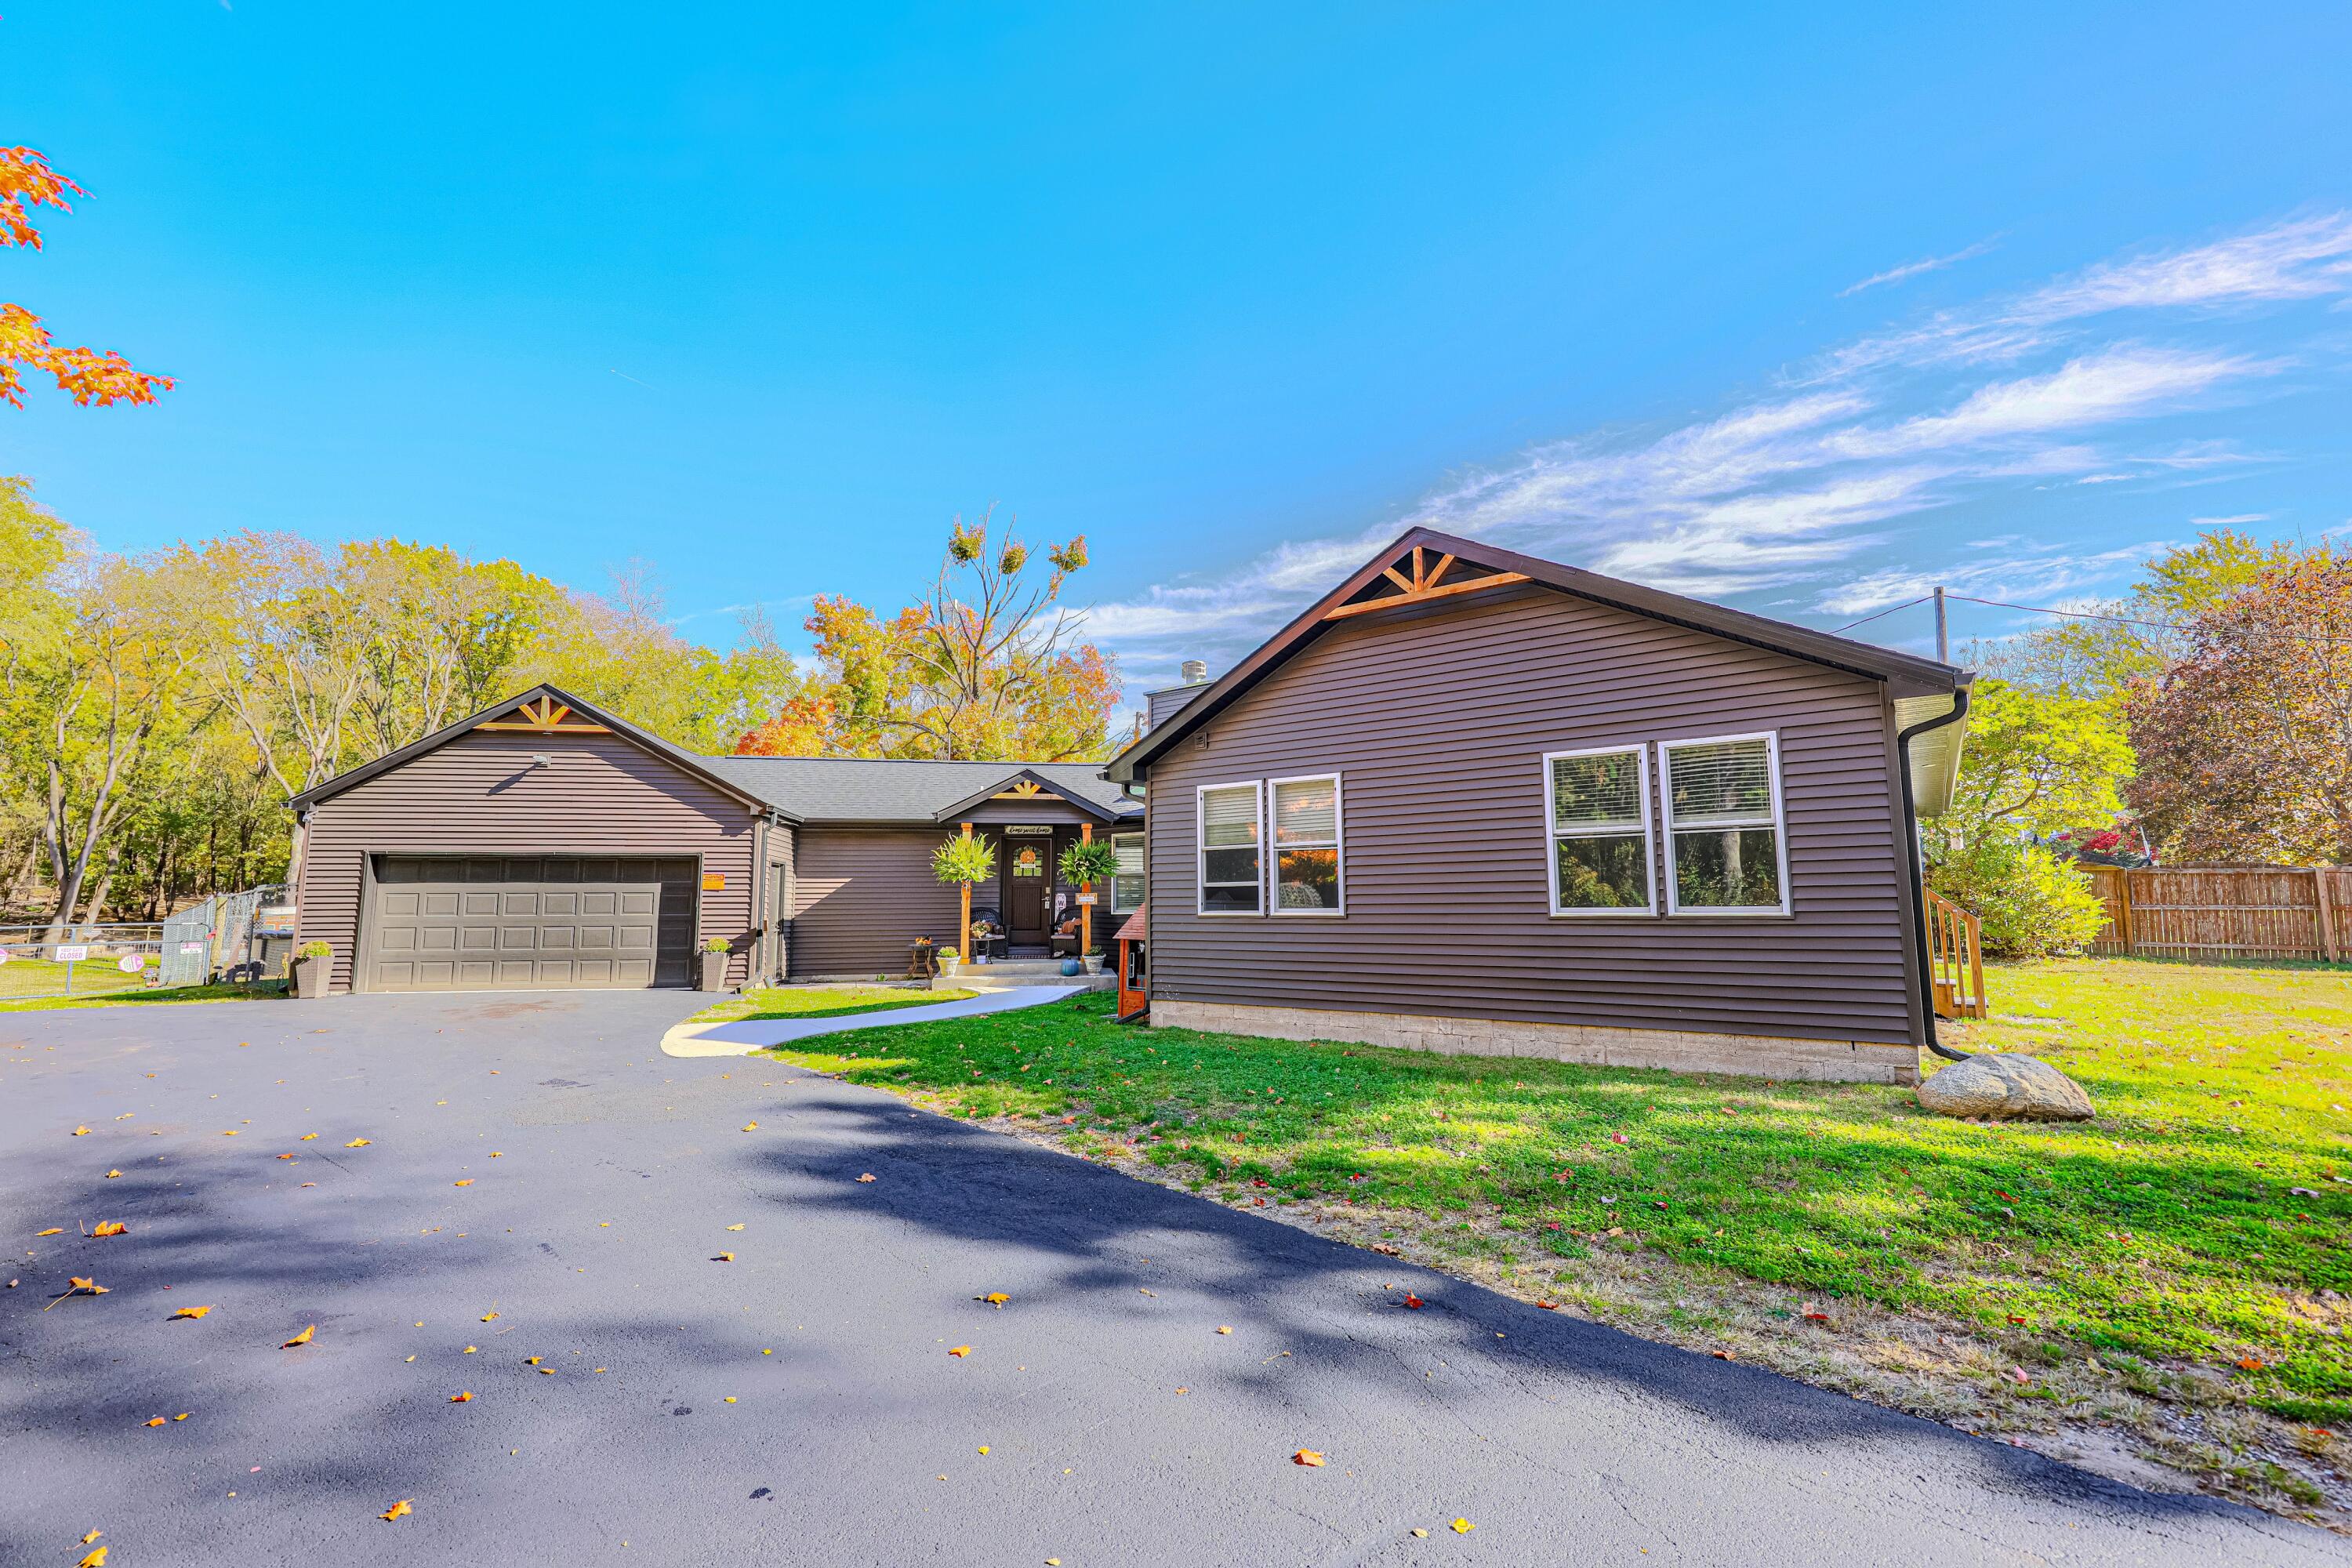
(1148, 1000, 1919, 1086)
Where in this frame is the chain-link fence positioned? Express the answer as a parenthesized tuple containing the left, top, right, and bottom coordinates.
(1, 884, 295, 1002)
(0, 924, 169, 1001)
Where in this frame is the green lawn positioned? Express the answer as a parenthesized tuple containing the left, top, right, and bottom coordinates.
(0, 953, 156, 1002)
(684, 983, 974, 1027)
(762, 960, 2352, 1467)
(0, 977, 287, 1012)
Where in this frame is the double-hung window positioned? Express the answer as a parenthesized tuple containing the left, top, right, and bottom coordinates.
(1660, 732, 1790, 915)
(1109, 830, 1147, 913)
(1543, 746, 1653, 913)
(1269, 775, 1344, 914)
(1196, 782, 1264, 914)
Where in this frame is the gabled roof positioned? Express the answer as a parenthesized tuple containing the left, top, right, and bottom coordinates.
(697, 756, 1140, 826)
(930, 767, 1127, 824)
(287, 684, 786, 818)
(1104, 526, 1972, 785)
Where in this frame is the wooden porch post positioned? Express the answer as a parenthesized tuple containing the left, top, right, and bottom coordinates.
(960, 822, 973, 964)
(1080, 822, 1093, 956)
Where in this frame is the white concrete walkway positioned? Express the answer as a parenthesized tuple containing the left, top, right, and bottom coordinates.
(659, 984, 1087, 1058)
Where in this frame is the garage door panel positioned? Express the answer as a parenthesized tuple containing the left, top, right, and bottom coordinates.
(365, 855, 697, 993)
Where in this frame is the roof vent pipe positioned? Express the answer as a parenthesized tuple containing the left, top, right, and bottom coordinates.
(1180, 659, 1209, 684)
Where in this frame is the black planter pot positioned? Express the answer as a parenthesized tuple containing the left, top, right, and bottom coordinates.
(698, 950, 730, 992)
(290, 956, 328, 1000)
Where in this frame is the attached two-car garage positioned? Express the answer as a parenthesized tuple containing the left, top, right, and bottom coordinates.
(363, 855, 699, 993)
(289, 688, 780, 996)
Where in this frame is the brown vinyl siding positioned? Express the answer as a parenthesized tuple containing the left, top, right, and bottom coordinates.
(789, 826, 961, 977)
(1142, 584, 1923, 1047)
(296, 729, 757, 993)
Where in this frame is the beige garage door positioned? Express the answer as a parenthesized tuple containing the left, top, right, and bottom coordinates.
(364, 855, 698, 992)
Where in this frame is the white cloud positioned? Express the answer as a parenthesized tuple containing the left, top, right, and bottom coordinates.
(1838, 238, 1999, 297)
(1087, 216, 2337, 679)
(2189, 513, 2269, 526)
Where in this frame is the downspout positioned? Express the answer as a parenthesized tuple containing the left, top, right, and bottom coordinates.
(1896, 685, 1973, 1062)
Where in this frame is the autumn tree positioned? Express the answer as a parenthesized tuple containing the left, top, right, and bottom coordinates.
(1923, 678, 2129, 956)
(1, 147, 172, 408)
(2127, 547, 2352, 864)
(736, 510, 1119, 760)
(1970, 529, 2295, 706)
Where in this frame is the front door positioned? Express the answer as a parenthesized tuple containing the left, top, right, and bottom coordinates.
(1005, 836, 1050, 947)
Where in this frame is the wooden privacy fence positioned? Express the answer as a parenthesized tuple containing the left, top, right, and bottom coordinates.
(1924, 889, 1987, 1019)
(2087, 865, 2352, 963)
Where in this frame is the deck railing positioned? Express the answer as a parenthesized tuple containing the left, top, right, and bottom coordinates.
(1924, 889, 1987, 1020)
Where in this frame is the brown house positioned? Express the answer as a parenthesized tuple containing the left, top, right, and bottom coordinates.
(286, 688, 1142, 994)
(1104, 528, 1973, 1084)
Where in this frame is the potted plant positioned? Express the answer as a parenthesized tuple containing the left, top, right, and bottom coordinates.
(936, 946, 962, 980)
(1058, 838, 1122, 972)
(931, 832, 998, 966)
(697, 938, 731, 992)
(290, 941, 332, 999)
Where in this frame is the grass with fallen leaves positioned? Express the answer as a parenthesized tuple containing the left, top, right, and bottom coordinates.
(684, 983, 971, 1028)
(764, 958, 2352, 1523)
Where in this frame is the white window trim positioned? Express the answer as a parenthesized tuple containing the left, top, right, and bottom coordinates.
(1268, 772, 1347, 917)
(1658, 730, 1793, 917)
(1195, 779, 1265, 916)
(1109, 829, 1146, 914)
(1541, 745, 1656, 917)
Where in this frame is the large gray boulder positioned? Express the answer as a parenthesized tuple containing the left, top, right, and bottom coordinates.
(1916, 1052, 2095, 1121)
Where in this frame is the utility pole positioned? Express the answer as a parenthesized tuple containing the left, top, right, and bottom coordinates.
(1933, 586, 1948, 663)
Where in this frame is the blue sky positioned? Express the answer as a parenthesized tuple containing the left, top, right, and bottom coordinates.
(8, 2, 2351, 704)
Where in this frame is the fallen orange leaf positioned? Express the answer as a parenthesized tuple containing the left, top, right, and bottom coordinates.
(979, 1292, 1010, 1307)
(34, 1228, 63, 1237)
(78, 1547, 107, 1567)
(103, 1170, 122, 1179)
(45, 1276, 107, 1309)
(81, 1530, 101, 1544)
(143, 1416, 166, 1427)
(1452, 1518, 1475, 1534)
(1536, 1300, 1559, 1310)
(1292, 1449, 1326, 1467)
(449, 1391, 473, 1403)
(91, 1221, 127, 1237)
(1402, 1294, 1425, 1310)
(856, 1173, 877, 1183)
(344, 1138, 370, 1149)
(724, 1223, 745, 1231)
(282, 1323, 316, 1348)
(277, 1153, 296, 1161)
(714, 1253, 734, 1262)
(481, 1312, 499, 1321)
(741, 1123, 759, 1132)
(379, 1498, 412, 1522)
(175, 1413, 189, 1421)
(71, 1126, 92, 1136)
(948, 1345, 971, 1358)
(170, 1305, 212, 1319)
(452, 1179, 474, 1187)
(299, 1133, 318, 1141)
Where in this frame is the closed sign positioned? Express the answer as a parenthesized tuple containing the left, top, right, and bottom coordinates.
(55, 945, 89, 962)
(702, 873, 725, 891)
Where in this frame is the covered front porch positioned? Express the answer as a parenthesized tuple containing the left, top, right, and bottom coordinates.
(938, 769, 1142, 967)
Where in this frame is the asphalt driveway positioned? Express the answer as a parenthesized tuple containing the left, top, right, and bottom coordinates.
(2, 992, 2336, 1566)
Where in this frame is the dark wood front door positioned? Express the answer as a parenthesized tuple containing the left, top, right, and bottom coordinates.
(1004, 836, 1051, 947)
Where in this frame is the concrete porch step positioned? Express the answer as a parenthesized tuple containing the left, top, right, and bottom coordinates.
(935, 959, 1110, 994)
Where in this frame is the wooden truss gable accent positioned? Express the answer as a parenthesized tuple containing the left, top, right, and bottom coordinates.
(994, 779, 1051, 800)
(476, 694, 615, 735)
(1323, 545, 1529, 621)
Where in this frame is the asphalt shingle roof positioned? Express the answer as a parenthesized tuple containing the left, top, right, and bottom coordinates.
(695, 755, 1139, 824)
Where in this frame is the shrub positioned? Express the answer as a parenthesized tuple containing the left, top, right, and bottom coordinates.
(1929, 839, 2107, 958)
(701, 938, 731, 953)
(297, 940, 332, 960)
